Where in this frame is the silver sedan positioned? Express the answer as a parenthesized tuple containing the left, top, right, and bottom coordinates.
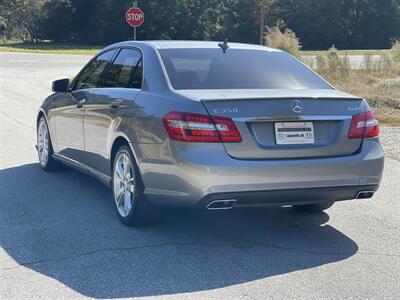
(36, 41, 384, 226)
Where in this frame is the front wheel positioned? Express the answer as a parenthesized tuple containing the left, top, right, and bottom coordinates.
(37, 117, 59, 171)
(292, 201, 335, 213)
(112, 145, 157, 226)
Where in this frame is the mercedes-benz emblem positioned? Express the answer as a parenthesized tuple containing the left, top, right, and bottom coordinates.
(291, 100, 303, 113)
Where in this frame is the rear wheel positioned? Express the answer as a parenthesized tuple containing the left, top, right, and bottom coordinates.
(292, 201, 334, 212)
(112, 145, 156, 226)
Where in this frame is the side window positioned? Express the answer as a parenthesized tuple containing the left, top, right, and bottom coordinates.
(103, 48, 142, 89)
(74, 50, 116, 90)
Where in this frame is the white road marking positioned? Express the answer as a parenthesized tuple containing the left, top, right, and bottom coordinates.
(48, 60, 88, 63)
(8, 60, 40, 63)
(8, 59, 87, 63)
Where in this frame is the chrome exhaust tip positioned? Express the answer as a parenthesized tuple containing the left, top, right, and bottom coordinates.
(207, 199, 237, 210)
(356, 191, 375, 199)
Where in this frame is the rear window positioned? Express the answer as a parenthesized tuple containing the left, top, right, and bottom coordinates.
(159, 48, 332, 90)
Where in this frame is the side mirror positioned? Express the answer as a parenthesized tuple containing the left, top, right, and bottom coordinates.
(52, 78, 70, 93)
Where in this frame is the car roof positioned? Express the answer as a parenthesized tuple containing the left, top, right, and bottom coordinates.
(107, 40, 281, 52)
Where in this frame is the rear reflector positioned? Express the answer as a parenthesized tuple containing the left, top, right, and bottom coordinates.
(348, 111, 380, 139)
(163, 112, 242, 143)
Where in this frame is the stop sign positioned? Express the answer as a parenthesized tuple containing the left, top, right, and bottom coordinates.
(126, 7, 144, 27)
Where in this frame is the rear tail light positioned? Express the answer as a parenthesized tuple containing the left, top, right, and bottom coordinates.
(163, 112, 242, 143)
(348, 111, 380, 139)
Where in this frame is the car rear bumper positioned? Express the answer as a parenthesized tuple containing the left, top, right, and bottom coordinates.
(137, 139, 384, 207)
(198, 185, 379, 209)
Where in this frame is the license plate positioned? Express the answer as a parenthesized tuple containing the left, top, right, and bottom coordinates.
(275, 122, 315, 145)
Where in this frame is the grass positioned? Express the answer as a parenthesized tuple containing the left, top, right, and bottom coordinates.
(327, 72, 400, 126)
(0, 42, 102, 55)
(313, 55, 400, 126)
(301, 49, 390, 56)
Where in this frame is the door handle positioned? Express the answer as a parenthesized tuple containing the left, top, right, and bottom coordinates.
(76, 99, 86, 108)
(109, 99, 124, 108)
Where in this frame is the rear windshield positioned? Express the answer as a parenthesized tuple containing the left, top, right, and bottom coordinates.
(159, 48, 332, 90)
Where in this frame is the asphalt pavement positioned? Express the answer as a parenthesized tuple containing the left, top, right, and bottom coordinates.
(0, 52, 399, 299)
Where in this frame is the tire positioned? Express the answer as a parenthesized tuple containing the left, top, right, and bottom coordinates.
(292, 201, 335, 213)
(112, 145, 157, 226)
(37, 116, 59, 171)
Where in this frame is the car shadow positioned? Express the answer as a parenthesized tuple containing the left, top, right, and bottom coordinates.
(0, 164, 358, 298)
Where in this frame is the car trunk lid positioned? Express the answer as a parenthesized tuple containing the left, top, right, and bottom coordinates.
(177, 89, 365, 160)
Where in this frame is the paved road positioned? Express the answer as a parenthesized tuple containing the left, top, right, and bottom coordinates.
(0, 52, 399, 299)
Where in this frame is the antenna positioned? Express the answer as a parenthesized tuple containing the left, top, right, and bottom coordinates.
(218, 39, 229, 53)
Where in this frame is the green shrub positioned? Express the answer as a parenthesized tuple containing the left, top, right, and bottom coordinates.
(264, 26, 301, 57)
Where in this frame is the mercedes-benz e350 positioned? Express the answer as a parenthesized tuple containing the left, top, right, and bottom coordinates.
(36, 41, 384, 226)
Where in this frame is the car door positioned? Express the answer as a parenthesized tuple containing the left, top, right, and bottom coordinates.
(52, 49, 117, 162)
(82, 48, 143, 176)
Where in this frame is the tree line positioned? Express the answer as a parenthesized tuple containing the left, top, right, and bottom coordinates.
(0, 0, 399, 50)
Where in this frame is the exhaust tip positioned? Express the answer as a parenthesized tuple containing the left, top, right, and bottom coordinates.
(207, 199, 237, 210)
(356, 191, 375, 199)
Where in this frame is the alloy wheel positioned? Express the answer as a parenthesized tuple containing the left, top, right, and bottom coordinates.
(113, 152, 135, 217)
(37, 119, 49, 166)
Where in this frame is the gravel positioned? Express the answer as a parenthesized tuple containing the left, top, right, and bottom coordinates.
(380, 126, 400, 161)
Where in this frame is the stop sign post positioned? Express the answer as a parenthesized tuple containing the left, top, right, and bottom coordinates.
(126, 7, 144, 40)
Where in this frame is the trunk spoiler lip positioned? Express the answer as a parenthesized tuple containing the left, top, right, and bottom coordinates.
(234, 115, 354, 123)
(174, 89, 362, 102)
